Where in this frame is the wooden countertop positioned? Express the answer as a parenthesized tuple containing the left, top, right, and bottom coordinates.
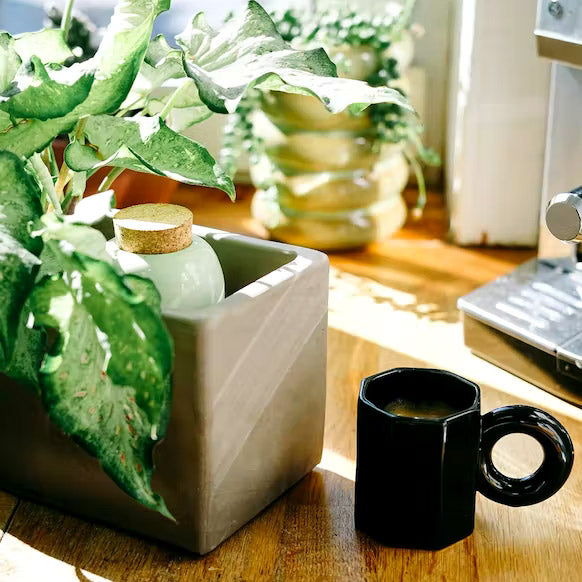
(2, 186, 581, 581)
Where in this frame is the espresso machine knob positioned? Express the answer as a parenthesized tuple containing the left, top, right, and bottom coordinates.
(546, 187, 582, 242)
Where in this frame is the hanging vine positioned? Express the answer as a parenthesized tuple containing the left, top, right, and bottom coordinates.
(221, 1, 440, 213)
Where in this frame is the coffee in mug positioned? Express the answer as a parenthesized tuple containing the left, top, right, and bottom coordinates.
(355, 367, 574, 550)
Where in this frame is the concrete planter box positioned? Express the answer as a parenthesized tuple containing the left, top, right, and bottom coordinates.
(0, 226, 329, 554)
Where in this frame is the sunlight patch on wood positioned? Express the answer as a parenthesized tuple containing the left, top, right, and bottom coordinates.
(0, 533, 111, 582)
(317, 449, 356, 482)
(0, 492, 17, 540)
(328, 266, 582, 422)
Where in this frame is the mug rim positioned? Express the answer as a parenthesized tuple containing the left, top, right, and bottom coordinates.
(359, 367, 481, 423)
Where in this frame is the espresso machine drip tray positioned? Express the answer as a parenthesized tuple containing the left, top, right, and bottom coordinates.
(458, 258, 582, 406)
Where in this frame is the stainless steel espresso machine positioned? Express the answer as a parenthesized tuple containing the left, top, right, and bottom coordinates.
(458, 0, 582, 406)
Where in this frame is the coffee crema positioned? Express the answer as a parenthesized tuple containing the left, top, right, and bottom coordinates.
(383, 397, 460, 419)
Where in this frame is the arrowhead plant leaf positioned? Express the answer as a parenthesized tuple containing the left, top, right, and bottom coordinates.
(0, 32, 22, 94)
(179, 1, 412, 115)
(146, 93, 213, 132)
(122, 36, 212, 130)
(13, 28, 74, 65)
(120, 35, 186, 112)
(37, 213, 112, 264)
(0, 57, 95, 121)
(0, 151, 43, 369)
(65, 115, 235, 198)
(0, 117, 76, 158)
(0, 0, 170, 158)
(0, 0, 418, 521)
(30, 243, 174, 518)
(3, 308, 45, 392)
(145, 35, 183, 72)
(85, 0, 171, 115)
(0, 112, 11, 132)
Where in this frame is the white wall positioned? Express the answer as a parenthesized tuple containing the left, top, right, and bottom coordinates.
(446, 0, 550, 247)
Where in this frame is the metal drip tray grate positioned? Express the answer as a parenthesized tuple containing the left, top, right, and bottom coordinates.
(458, 258, 582, 406)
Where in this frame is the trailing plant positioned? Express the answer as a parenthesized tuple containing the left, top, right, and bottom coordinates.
(222, 0, 440, 213)
(0, 0, 411, 516)
(273, 2, 414, 52)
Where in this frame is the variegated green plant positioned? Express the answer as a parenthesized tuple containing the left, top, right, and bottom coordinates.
(0, 0, 411, 517)
(224, 2, 440, 213)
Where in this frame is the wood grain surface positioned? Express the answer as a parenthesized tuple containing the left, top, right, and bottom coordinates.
(1, 187, 581, 582)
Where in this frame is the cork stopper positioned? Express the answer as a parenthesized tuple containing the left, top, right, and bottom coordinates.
(113, 203, 193, 254)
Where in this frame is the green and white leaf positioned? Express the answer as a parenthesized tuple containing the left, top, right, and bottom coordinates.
(0, 57, 94, 121)
(30, 244, 173, 518)
(123, 274, 164, 314)
(0, 32, 22, 93)
(3, 307, 44, 392)
(37, 213, 112, 264)
(0, 151, 43, 369)
(121, 36, 211, 130)
(0, 0, 170, 158)
(13, 28, 74, 65)
(120, 35, 185, 112)
(0, 116, 76, 159)
(175, 8, 215, 58)
(69, 190, 115, 227)
(145, 79, 212, 131)
(147, 96, 212, 132)
(145, 34, 183, 71)
(65, 114, 235, 198)
(85, 0, 171, 114)
(179, 1, 412, 115)
(0, 111, 11, 132)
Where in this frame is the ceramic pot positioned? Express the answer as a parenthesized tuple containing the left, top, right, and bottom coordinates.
(0, 226, 329, 554)
(250, 45, 412, 251)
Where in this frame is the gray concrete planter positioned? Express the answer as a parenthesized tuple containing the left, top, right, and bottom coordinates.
(0, 226, 329, 554)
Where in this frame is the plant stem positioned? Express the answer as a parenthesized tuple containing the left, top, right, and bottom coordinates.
(30, 153, 62, 215)
(62, 170, 87, 214)
(158, 80, 190, 121)
(55, 159, 73, 200)
(46, 144, 59, 180)
(74, 116, 88, 141)
(116, 97, 144, 117)
(61, 0, 76, 43)
(98, 167, 124, 193)
(60, 117, 90, 213)
(405, 150, 426, 220)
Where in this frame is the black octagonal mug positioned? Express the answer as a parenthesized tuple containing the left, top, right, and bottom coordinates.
(354, 368, 574, 551)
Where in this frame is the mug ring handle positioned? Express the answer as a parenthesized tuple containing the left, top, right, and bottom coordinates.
(477, 405, 574, 506)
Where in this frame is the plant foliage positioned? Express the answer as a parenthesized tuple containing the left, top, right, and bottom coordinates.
(0, 0, 413, 516)
(224, 1, 440, 212)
